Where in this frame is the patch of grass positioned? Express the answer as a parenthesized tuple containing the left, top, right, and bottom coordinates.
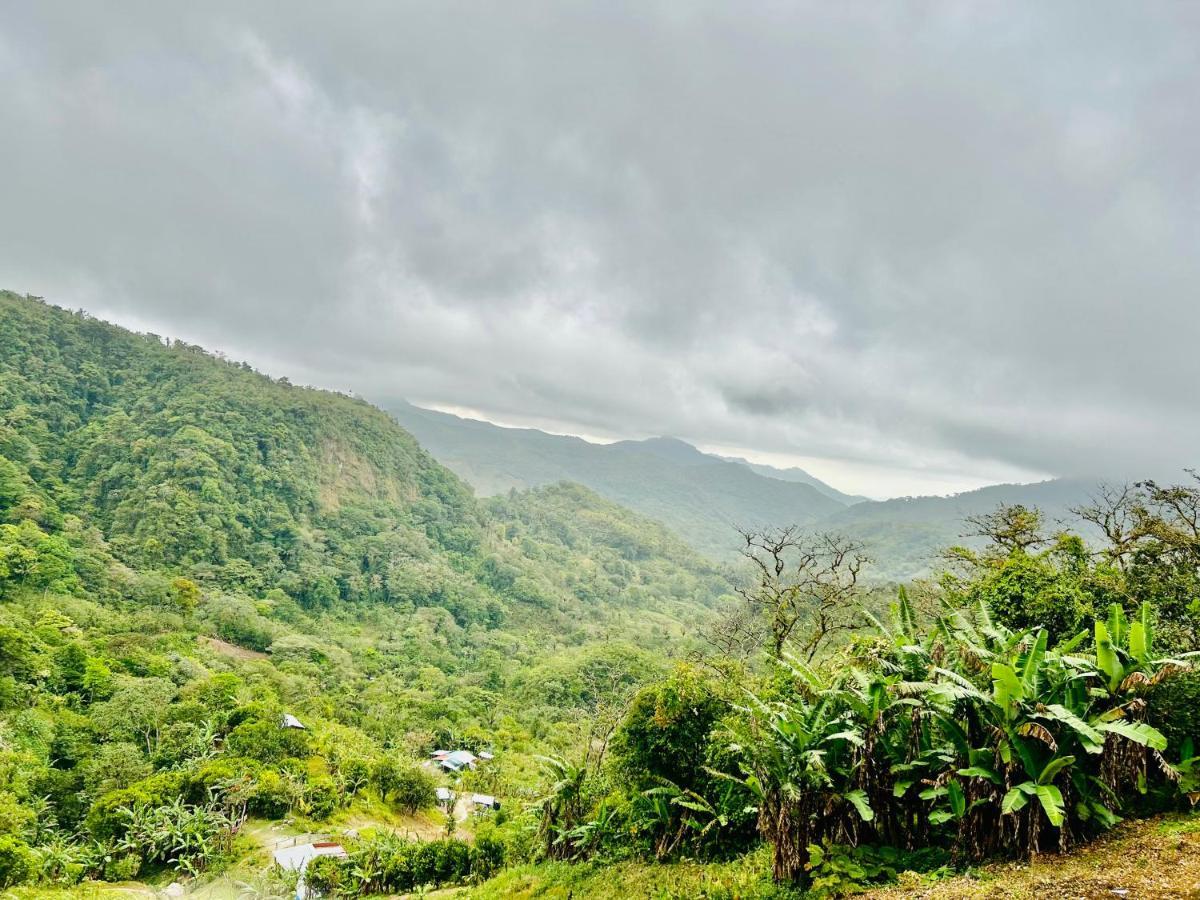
(457, 814, 1200, 900)
(458, 847, 800, 899)
(1157, 811, 1200, 835)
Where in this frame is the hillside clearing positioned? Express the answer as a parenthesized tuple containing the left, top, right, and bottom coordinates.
(198, 636, 268, 661)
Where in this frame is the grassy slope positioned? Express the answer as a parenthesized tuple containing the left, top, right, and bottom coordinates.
(865, 812, 1200, 900)
(447, 813, 1200, 900)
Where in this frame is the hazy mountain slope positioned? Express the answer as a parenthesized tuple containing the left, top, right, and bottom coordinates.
(0, 291, 728, 633)
(387, 401, 846, 559)
(815, 477, 1101, 580)
(717, 454, 868, 505)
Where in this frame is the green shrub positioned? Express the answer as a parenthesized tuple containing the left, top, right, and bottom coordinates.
(0, 835, 35, 888)
(305, 854, 350, 895)
(0, 791, 35, 839)
(102, 852, 142, 882)
(471, 828, 508, 880)
(249, 769, 295, 818)
(304, 775, 341, 819)
(85, 772, 184, 839)
(1148, 669, 1200, 753)
(184, 756, 260, 806)
(226, 719, 310, 763)
(371, 756, 436, 813)
(805, 843, 900, 898)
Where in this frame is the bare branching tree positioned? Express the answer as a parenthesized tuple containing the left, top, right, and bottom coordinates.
(1073, 483, 1140, 569)
(733, 526, 869, 661)
(697, 600, 766, 677)
(1073, 473, 1200, 568)
(963, 504, 1047, 554)
(577, 660, 638, 772)
(1138, 470, 1200, 549)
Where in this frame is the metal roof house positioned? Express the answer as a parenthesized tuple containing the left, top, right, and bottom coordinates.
(434, 749, 478, 772)
(281, 714, 306, 730)
(471, 793, 501, 811)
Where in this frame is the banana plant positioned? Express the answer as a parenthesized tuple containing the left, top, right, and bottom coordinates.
(1001, 754, 1074, 826)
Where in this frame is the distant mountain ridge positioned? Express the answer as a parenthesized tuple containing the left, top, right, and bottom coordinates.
(716, 454, 869, 505)
(386, 400, 1105, 580)
(818, 477, 1102, 580)
(386, 402, 849, 559)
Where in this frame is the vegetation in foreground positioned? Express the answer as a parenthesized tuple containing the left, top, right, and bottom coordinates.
(0, 292, 730, 891)
(1, 292, 1199, 897)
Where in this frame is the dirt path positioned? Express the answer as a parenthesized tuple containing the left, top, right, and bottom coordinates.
(864, 814, 1200, 900)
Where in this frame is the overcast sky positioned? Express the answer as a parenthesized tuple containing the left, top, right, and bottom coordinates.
(2, 3, 1198, 498)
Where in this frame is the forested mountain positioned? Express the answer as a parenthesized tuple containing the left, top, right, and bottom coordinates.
(386, 400, 1105, 580)
(0, 291, 726, 626)
(387, 400, 849, 559)
(821, 478, 1101, 580)
(0, 290, 738, 888)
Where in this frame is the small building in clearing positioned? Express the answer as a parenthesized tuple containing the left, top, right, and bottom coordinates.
(432, 749, 478, 772)
(471, 793, 501, 811)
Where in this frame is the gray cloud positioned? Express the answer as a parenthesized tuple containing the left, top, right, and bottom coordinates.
(1, 1, 1198, 496)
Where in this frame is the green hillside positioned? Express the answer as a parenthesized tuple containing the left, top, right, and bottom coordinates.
(0, 291, 728, 624)
(2, 291, 1197, 900)
(0, 291, 733, 891)
(386, 401, 848, 560)
(384, 401, 1108, 581)
(821, 478, 1100, 580)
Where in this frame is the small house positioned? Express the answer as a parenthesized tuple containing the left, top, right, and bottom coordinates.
(471, 793, 501, 811)
(281, 714, 306, 730)
(435, 786, 454, 805)
(438, 749, 478, 772)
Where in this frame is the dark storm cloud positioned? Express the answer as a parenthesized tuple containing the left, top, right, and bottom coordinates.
(1, 1, 1198, 495)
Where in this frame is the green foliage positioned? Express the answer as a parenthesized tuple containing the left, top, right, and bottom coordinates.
(304, 832, 495, 895)
(248, 770, 296, 818)
(723, 599, 1187, 886)
(371, 757, 436, 814)
(226, 719, 311, 763)
(944, 533, 1108, 640)
(805, 842, 899, 898)
(1148, 670, 1200, 755)
(612, 665, 724, 789)
(0, 835, 36, 888)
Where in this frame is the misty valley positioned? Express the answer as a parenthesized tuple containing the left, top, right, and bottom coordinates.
(1, 292, 1198, 899)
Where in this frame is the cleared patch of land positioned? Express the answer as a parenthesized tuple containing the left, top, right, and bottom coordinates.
(198, 635, 269, 661)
